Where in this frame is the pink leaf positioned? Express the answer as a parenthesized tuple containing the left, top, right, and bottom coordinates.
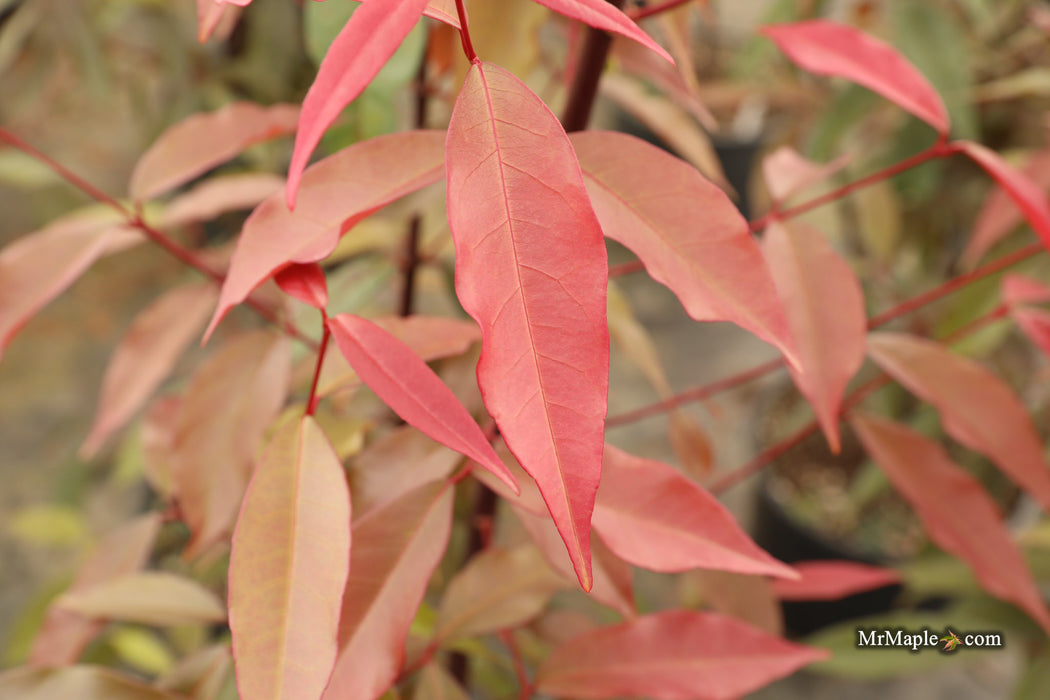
(1013, 307, 1050, 360)
(229, 417, 351, 700)
(196, 0, 241, 42)
(867, 331, 1050, 511)
(762, 20, 949, 134)
(1003, 274, 1050, 306)
(762, 146, 852, 206)
(205, 131, 445, 340)
(275, 263, 328, 310)
(0, 211, 142, 362)
(81, 282, 217, 459)
(761, 220, 866, 452)
(286, 0, 431, 207)
(955, 140, 1050, 254)
(326, 313, 518, 494)
(771, 561, 902, 602)
(962, 150, 1050, 266)
(531, 0, 672, 63)
(323, 481, 454, 700)
(1003, 276, 1050, 359)
(571, 130, 798, 367)
(170, 331, 291, 558)
(161, 174, 285, 229)
(535, 610, 829, 700)
(130, 102, 299, 202)
(29, 514, 161, 667)
(446, 61, 609, 591)
(593, 446, 797, 579)
(851, 412, 1050, 634)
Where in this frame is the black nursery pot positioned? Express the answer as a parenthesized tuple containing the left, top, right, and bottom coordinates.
(752, 474, 904, 638)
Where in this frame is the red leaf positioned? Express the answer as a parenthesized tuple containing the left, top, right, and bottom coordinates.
(771, 561, 901, 602)
(1003, 274, 1050, 306)
(761, 220, 866, 452)
(81, 282, 217, 458)
(195, 0, 241, 42)
(962, 150, 1050, 266)
(535, 610, 829, 700)
(29, 514, 161, 667)
(571, 130, 797, 367)
(229, 417, 351, 700)
(161, 173, 284, 229)
(762, 20, 949, 134)
(170, 331, 291, 558)
(275, 263, 328, 310)
(955, 140, 1050, 254)
(129, 102, 299, 202)
(205, 131, 445, 340)
(593, 446, 797, 579)
(286, 0, 431, 207)
(323, 481, 454, 700)
(1013, 307, 1050, 360)
(851, 412, 1050, 634)
(1003, 276, 1050, 358)
(867, 332, 1050, 510)
(326, 313, 518, 493)
(531, 0, 672, 63)
(0, 211, 141, 362)
(446, 61, 609, 591)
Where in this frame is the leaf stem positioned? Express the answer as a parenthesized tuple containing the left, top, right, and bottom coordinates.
(501, 629, 533, 700)
(454, 0, 478, 63)
(561, 0, 627, 132)
(306, 313, 331, 416)
(629, 0, 693, 21)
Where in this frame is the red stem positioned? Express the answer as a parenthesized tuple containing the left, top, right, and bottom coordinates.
(501, 630, 533, 700)
(305, 313, 331, 416)
(629, 0, 693, 21)
(454, 0, 478, 63)
(609, 259, 646, 277)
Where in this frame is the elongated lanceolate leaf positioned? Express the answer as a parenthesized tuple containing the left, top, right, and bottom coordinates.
(867, 332, 1050, 510)
(130, 102, 299, 201)
(851, 413, 1050, 633)
(206, 131, 445, 340)
(0, 211, 141, 362)
(161, 174, 284, 229)
(30, 514, 161, 667)
(762, 146, 851, 205)
(771, 561, 901, 602)
(963, 150, 1050, 266)
(229, 417, 351, 700)
(762, 220, 865, 453)
(171, 331, 290, 558)
(322, 481, 454, 700)
(447, 62, 609, 591)
(81, 282, 217, 458)
(56, 572, 226, 627)
(955, 140, 1050, 254)
(532, 0, 671, 63)
(762, 20, 949, 134)
(327, 314, 518, 493)
(1003, 275, 1050, 358)
(536, 610, 828, 700)
(0, 666, 181, 700)
(286, 0, 430, 206)
(593, 446, 796, 579)
(571, 131, 798, 367)
(274, 263, 328, 310)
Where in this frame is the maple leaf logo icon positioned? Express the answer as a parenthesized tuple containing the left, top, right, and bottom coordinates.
(941, 629, 962, 652)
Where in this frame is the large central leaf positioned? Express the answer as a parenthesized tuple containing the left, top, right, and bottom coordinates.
(446, 61, 609, 590)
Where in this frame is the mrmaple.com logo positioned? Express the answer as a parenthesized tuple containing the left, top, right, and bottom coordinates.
(856, 627, 1003, 652)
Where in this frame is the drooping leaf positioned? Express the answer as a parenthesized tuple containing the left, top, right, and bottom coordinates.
(851, 412, 1050, 634)
(761, 146, 851, 206)
(228, 417, 351, 700)
(761, 20, 949, 134)
(446, 61, 609, 591)
(954, 140, 1050, 254)
(962, 151, 1050, 266)
(170, 331, 291, 558)
(530, 0, 672, 63)
(771, 561, 902, 602)
(761, 220, 866, 453)
(205, 131, 445, 339)
(592, 446, 797, 579)
(55, 572, 226, 627)
(129, 102, 299, 202)
(322, 481, 454, 700)
(286, 0, 430, 207)
(274, 263, 328, 310)
(1001, 277, 1050, 359)
(0, 665, 181, 700)
(433, 544, 566, 643)
(535, 610, 829, 700)
(195, 0, 240, 42)
(0, 210, 141, 362)
(571, 130, 797, 367)
(326, 313, 518, 493)
(81, 282, 217, 458)
(161, 174, 284, 229)
(1003, 274, 1050, 306)
(30, 514, 161, 667)
(867, 331, 1050, 510)
(610, 37, 716, 131)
